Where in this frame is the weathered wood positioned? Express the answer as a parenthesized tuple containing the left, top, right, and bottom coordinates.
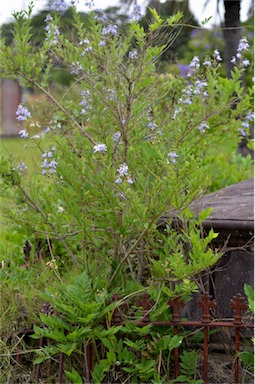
(1, 79, 22, 136)
(158, 178, 254, 248)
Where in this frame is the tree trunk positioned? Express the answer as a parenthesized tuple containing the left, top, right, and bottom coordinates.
(223, 0, 241, 78)
(223, 1, 253, 158)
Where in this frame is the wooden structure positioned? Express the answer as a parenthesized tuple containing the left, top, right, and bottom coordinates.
(1, 79, 22, 136)
(158, 178, 254, 319)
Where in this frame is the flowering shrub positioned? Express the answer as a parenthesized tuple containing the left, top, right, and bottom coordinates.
(0, 2, 253, 382)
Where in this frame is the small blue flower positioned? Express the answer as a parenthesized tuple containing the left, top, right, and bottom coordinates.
(102, 24, 118, 36)
(113, 131, 121, 142)
(45, 14, 53, 23)
(242, 59, 250, 67)
(94, 10, 107, 22)
(45, 24, 60, 44)
(239, 129, 247, 137)
(84, 1, 95, 8)
(16, 104, 31, 121)
(93, 143, 107, 153)
(177, 64, 190, 77)
(18, 129, 29, 138)
(16, 162, 28, 173)
(237, 37, 249, 53)
(213, 49, 222, 61)
(168, 152, 179, 164)
(189, 56, 200, 69)
(41, 148, 57, 175)
(242, 121, 249, 129)
(128, 49, 138, 59)
(246, 112, 254, 121)
(203, 59, 212, 67)
(70, 62, 83, 75)
(117, 163, 129, 177)
(198, 122, 209, 133)
(115, 163, 134, 184)
(147, 122, 157, 131)
(129, 5, 142, 22)
(50, 0, 67, 12)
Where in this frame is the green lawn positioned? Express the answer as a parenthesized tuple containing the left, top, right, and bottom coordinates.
(1, 136, 50, 171)
(0, 136, 53, 236)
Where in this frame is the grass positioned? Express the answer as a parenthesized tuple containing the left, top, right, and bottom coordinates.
(1, 136, 51, 172)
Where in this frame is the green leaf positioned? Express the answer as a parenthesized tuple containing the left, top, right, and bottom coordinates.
(166, 12, 183, 27)
(244, 283, 254, 313)
(124, 338, 145, 351)
(65, 368, 83, 384)
(107, 350, 116, 364)
(33, 356, 46, 365)
(148, 7, 164, 32)
(58, 342, 77, 356)
(238, 351, 254, 372)
(92, 359, 111, 383)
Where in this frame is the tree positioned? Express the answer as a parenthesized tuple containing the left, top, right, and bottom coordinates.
(120, 0, 252, 72)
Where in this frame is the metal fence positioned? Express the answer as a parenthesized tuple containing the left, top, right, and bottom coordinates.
(14, 292, 254, 384)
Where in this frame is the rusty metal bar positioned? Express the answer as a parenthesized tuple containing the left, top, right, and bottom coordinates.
(234, 327, 240, 384)
(173, 326, 179, 378)
(58, 352, 64, 384)
(35, 337, 44, 381)
(229, 293, 249, 384)
(197, 293, 216, 384)
(84, 341, 92, 383)
(168, 297, 185, 379)
(136, 293, 153, 323)
(203, 325, 209, 384)
(129, 320, 254, 328)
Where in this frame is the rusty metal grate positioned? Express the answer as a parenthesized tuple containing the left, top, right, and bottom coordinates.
(14, 292, 254, 383)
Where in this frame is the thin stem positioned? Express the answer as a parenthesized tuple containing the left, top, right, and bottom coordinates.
(16, 183, 79, 266)
(17, 72, 96, 145)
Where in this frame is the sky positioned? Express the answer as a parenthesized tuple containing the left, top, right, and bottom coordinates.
(0, 0, 251, 27)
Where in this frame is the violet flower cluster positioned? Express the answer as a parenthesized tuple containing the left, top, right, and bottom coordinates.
(179, 80, 208, 105)
(115, 163, 134, 185)
(79, 39, 93, 56)
(16, 162, 28, 173)
(70, 61, 84, 76)
(129, 49, 138, 60)
(239, 112, 254, 136)
(18, 129, 29, 138)
(168, 152, 179, 164)
(41, 148, 58, 175)
(16, 104, 31, 121)
(231, 37, 250, 67)
(93, 144, 107, 153)
(45, 14, 60, 45)
(129, 5, 142, 22)
(50, 0, 67, 13)
(80, 90, 91, 115)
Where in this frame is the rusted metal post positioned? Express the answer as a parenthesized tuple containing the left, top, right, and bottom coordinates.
(84, 341, 92, 383)
(58, 352, 64, 384)
(230, 293, 248, 384)
(168, 297, 185, 379)
(136, 293, 153, 323)
(35, 337, 44, 381)
(173, 326, 179, 378)
(203, 326, 209, 384)
(198, 293, 216, 384)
